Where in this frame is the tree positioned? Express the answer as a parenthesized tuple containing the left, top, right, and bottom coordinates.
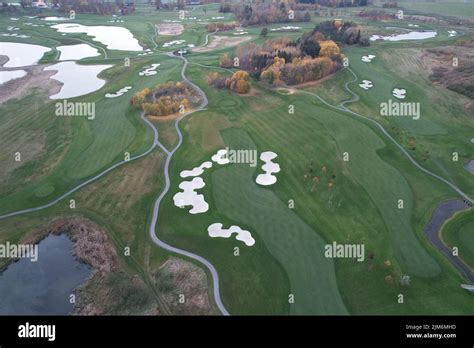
(219, 53, 233, 68)
(260, 27, 268, 37)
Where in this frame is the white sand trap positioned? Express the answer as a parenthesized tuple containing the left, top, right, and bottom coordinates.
(10, 18, 19, 21)
(162, 40, 186, 48)
(233, 31, 248, 35)
(0, 70, 26, 85)
(138, 63, 160, 76)
(361, 54, 375, 63)
(42, 16, 70, 21)
(173, 177, 209, 214)
(0, 33, 30, 38)
(211, 149, 230, 165)
(256, 151, 280, 186)
(208, 223, 255, 246)
(7, 26, 20, 31)
(211, 16, 225, 20)
(448, 30, 457, 37)
(45, 61, 113, 99)
(57, 43, 100, 61)
(392, 88, 406, 99)
(105, 86, 132, 98)
(408, 24, 419, 27)
(180, 161, 213, 178)
(470, 138, 474, 144)
(52, 23, 143, 51)
(0, 42, 50, 67)
(270, 26, 301, 31)
(138, 49, 153, 56)
(370, 31, 437, 41)
(359, 80, 373, 90)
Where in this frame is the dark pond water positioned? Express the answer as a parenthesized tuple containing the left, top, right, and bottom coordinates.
(0, 234, 90, 315)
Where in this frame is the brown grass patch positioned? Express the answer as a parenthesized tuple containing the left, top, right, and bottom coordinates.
(156, 23, 184, 36)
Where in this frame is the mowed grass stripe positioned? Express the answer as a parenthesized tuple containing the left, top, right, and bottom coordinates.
(212, 128, 348, 315)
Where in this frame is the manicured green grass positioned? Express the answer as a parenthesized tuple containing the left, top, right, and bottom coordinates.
(398, 1, 474, 20)
(1, 4, 474, 315)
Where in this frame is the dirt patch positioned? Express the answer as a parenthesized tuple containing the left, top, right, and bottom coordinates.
(156, 23, 184, 36)
(154, 257, 216, 315)
(193, 35, 253, 53)
(0, 65, 61, 104)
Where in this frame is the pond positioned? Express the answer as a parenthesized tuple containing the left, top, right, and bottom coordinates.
(0, 234, 91, 315)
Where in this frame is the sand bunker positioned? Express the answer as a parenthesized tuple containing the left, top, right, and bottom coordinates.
(361, 54, 375, 63)
(192, 35, 252, 53)
(211, 149, 230, 165)
(180, 161, 213, 178)
(270, 26, 301, 32)
(138, 63, 160, 76)
(392, 88, 406, 99)
(359, 80, 373, 90)
(173, 177, 209, 214)
(42, 17, 69, 21)
(138, 49, 153, 56)
(162, 40, 186, 48)
(256, 151, 280, 186)
(448, 30, 457, 37)
(105, 86, 132, 98)
(156, 23, 184, 36)
(0, 33, 30, 38)
(208, 223, 255, 246)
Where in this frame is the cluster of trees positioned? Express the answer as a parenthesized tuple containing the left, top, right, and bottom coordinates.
(57, 0, 134, 15)
(312, 20, 363, 45)
(298, 0, 368, 6)
(382, 1, 398, 8)
(357, 9, 394, 21)
(224, 35, 343, 85)
(260, 55, 338, 85)
(142, 97, 189, 116)
(130, 82, 195, 117)
(207, 71, 251, 94)
(155, 0, 185, 10)
(1, 2, 18, 12)
(206, 22, 237, 33)
(233, 2, 311, 26)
